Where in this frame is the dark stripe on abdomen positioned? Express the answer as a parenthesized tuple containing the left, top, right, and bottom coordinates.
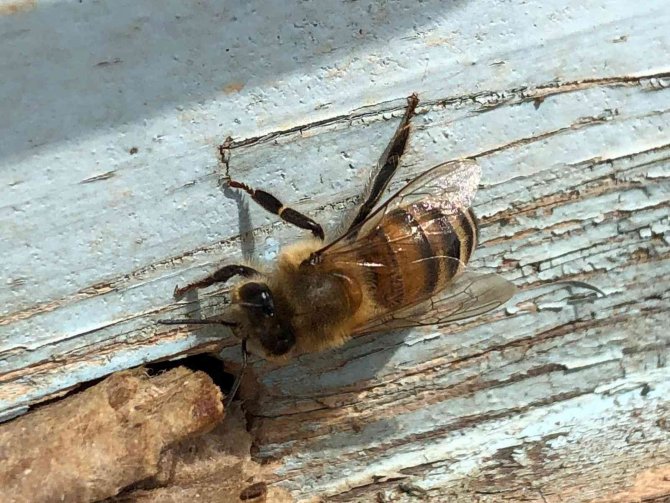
(389, 208, 439, 301)
(455, 208, 476, 264)
(361, 208, 441, 309)
(428, 212, 462, 282)
(358, 219, 404, 309)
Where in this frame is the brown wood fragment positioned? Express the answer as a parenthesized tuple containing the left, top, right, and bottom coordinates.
(595, 464, 670, 503)
(107, 406, 292, 503)
(0, 367, 224, 503)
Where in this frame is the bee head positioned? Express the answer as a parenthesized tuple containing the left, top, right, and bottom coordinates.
(231, 281, 295, 358)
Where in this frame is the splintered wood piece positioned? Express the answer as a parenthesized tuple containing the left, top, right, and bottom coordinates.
(0, 367, 224, 503)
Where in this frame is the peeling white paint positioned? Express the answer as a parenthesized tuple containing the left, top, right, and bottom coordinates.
(1, 0, 669, 500)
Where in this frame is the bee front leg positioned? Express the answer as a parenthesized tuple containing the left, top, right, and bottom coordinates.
(227, 180, 324, 240)
(174, 264, 257, 299)
(346, 93, 419, 234)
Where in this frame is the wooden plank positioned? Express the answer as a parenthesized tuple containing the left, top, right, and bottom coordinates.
(1, 0, 669, 500)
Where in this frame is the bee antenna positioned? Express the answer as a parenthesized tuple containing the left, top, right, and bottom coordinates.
(526, 280, 606, 304)
(157, 319, 238, 327)
(546, 280, 606, 297)
(225, 339, 248, 410)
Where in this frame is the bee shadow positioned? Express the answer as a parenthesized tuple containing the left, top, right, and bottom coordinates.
(222, 184, 256, 261)
(233, 326, 418, 458)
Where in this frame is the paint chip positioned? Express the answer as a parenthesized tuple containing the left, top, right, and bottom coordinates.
(223, 82, 245, 94)
(0, 0, 36, 16)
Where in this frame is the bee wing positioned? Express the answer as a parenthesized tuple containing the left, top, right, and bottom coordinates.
(311, 159, 484, 323)
(318, 159, 481, 254)
(321, 231, 468, 312)
(352, 271, 516, 336)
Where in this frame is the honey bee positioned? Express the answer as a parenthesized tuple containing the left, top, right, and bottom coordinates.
(160, 94, 516, 402)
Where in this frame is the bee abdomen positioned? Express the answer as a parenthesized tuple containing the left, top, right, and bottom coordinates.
(427, 206, 478, 277)
(361, 205, 478, 310)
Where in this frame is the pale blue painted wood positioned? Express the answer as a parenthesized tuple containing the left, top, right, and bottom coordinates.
(1, 0, 669, 498)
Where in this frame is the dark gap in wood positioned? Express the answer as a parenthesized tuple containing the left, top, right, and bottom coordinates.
(146, 354, 235, 398)
(9, 355, 235, 423)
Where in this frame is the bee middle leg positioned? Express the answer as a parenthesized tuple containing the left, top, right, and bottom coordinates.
(346, 93, 419, 233)
(174, 264, 257, 299)
(227, 180, 324, 240)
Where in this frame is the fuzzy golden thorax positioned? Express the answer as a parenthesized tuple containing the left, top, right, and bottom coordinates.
(228, 239, 366, 361)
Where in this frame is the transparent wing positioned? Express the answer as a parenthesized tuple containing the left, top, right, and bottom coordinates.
(352, 271, 517, 336)
(317, 159, 481, 256)
(308, 159, 495, 332)
(320, 231, 467, 312)
(320, 209, 467, 271)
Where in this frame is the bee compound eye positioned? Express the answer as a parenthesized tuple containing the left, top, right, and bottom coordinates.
(238, 282, 275, 316)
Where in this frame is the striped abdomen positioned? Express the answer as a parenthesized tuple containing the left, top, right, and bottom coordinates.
(360, 205, 479, 310)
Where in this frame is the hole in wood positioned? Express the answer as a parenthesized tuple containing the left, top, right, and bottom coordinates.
(146, 354, 236, 398)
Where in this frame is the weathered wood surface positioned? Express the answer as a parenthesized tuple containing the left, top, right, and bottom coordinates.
(1, 0, 669, 501)
(0, 367, 224, 503)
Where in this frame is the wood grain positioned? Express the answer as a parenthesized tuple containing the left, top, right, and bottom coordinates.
(1, 1, 668, 501)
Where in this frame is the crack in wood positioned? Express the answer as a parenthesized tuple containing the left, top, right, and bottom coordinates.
(220, 70, 670, 152)
(79, 171, 116, 184)
(2, 98, 667, 331)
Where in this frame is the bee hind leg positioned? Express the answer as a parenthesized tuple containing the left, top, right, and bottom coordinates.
(346, 93, 419, 234)
(174, 264, 257, 299)
(227, 180, 324, 240)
